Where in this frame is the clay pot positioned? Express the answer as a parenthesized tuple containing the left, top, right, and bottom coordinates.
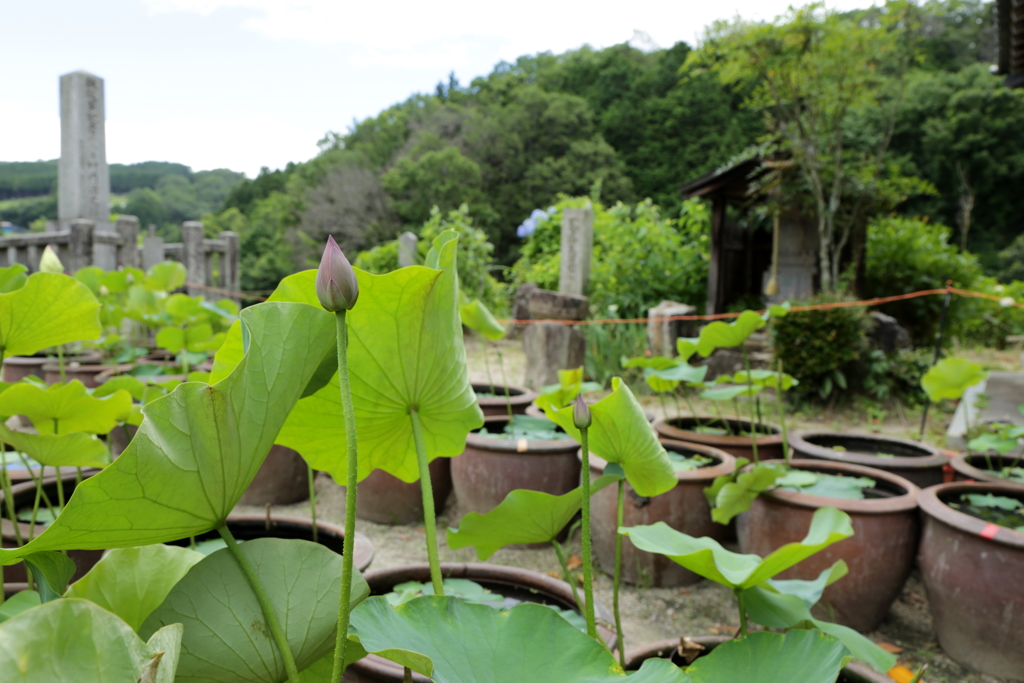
(171, 513, 374, 573)
(1, 473, 103, 586)
(624, 635, 891, 682)
(949, 452, 1024, 489)
(654, 416, 784, 461)
(788, 431, 947, 489)
(3, 352, 103, 384)
(588, 440, 735, 587)
(43, 361, 132, 388)
(450, 415, 581, 525)
(350, 458, 452, 525)
(736, 459, 920, 632)
(344, 563, 614, 683)
(473, 383, 537, 416)
(237, 445, 310, 506)
(917, 481, 1024, 679)
(526, 403, 656, 423)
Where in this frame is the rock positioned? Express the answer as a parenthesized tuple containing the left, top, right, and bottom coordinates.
(646, 301, 697, 358)
(868, 312, 911, 354)
(527, 289, 589, 321)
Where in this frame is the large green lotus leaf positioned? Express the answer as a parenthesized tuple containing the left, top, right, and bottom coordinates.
(684, 630, 850, 683)
(920, 356, 986, 402)
(676, 337, 700, 362)
(447, 474, 623, 559)
(24, 550, 77, 602)
(0, 598, 182, 683)
(699, 384, 762, 402)
(75, 266, 106, 295)
(460, 299, 505, 341)
(0, 380, 132, 435)
(66, 545, 205, 632)
(140, 538, 370, 683)
(0, 263, 28, 293)
(645, 373, 680, 393)
(545, 378, 676, 497)
(647, 363, 708, 384)
(621, 507, 853, 589)
(623, 356, 677, 370)
(695, 310, 764, 358)
(0, 424, 109, 468)
(710, 462, 787, 524)
(145, 261, 188, 292)
(348, 596, 691, 683)
(234, 232, 483, 482)
(0, 272, 101, 357)
(94, 375, 148, 401)
(0, 302, 335, 563)
(743, 575, 896, 674)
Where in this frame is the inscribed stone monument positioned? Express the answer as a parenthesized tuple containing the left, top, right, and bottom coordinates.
(398, 231, 419, 267)
(558, 207, 593, 296)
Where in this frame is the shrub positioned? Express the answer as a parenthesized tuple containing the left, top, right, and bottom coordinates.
(771, 294, 868, 402)
(861, 347, 933, 406)
(355, 204, 509, 315)
(511, 196, 709, 319)
(863, 215, 982, 345)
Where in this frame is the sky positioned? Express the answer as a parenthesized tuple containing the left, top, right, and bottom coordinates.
(1, 0, 870, 178)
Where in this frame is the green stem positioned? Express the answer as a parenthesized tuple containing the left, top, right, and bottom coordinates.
(410, 409, 444, 595)
(672, 392, 682, 421)
(0, 449, 22, 548)
(181, 324, 190, 376)
(683, 390, 700, 429)
(776, 361, 790, 467)
(16, 452, 55, 513)
(57, 345, 66, 384)
(331, 310, 360, 683)
(403, 667, 413, 683)
(735, 588, 749, 637)
(54, 422, 65, 509)
(552, 539, 582, 609)
(579, 426, 597, 639)
(307, 465, 318, 544)
(217, 524, 300, 683)
(495, 345, 513, 422)
(613, 479, 625, 668)
(482, 336, 496, 396)
(741, 349, 759, 464)
(713, 401, 733, 435)
(657, 393, 668, 423)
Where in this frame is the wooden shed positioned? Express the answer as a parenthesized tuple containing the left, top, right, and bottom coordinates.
(999, 0, 1024, 88)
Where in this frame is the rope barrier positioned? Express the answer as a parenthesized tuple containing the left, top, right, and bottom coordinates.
(184, 280, 1024, 321)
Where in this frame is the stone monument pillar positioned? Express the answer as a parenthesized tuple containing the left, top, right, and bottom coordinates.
(558, 207, 593, 296)
(58, 71, 115, 269)
(398, 231, 419, 267)
(522, 289, 588, 390)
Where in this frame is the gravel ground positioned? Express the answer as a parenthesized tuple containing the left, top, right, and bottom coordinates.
(235, 337, 1022, 683)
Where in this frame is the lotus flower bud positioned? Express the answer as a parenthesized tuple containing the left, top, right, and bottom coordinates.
(316, 235, 358, 312)
(573, 394, 592, 430)
(39, 245, 64, 274)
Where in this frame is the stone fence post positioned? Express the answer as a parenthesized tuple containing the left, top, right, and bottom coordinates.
(181, 221, 205, 296)
(68, 219, 95, 273)
(115, 215, 140, 269)
(398, 231, 419, 267)
(221, 231, 240, 295)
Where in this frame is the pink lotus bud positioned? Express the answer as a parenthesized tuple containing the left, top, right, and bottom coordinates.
(316, 235, 358, 312)
(573, 394, 592, 430)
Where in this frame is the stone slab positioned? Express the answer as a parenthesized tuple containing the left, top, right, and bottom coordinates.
(527, 289, 588, 321)
(947, 371, 1024, 449)
(647, 300, 697, 357)
(398, 231, 418, 267)
(523, 323, 586, 390)
(58, 71, 111, 233)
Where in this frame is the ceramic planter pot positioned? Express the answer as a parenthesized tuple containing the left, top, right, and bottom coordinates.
(788, 431, 947, 488)
(237, 445, 310, 506)
(949, 452, 1024, 489)
(43, 361, 132, 388)
(654, 417, 784, 461)
(917, 481, 1024, 679)
(450, 415, 581, 526)
(3, 352, 102, 384)
(473, 383, 537, 416)
(736, 459, 920, 632)
(343, 563, 614, 683)
(1, 473, 102, 586)
(350, 458, 452, 525)
(171, 513, 375, 573)
(624, 635, 891, 682)
(588, 440, 735, 587)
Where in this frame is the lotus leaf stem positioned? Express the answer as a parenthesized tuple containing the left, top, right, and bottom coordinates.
(217, 524, 300, 683)
(332, 309, 360, 682)
(741, 349, 759, 464)
(776, 361, 790, 466)
(410, 408, 444, 595)
(482, 336, 496, 396)
(307, 464, 318, 544)
(613, 479, 625, 668)
(579, 425, 597, 639)
(552, 539, 581, 608)
(495, 345, 513, 421)
(682, 391, 700, 429)
(735, 587, 748, 637)
(57, 345, 66, 384)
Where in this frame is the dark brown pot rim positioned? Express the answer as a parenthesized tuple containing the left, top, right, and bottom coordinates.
(465, 415, 580, 453)
(355, 563, 613, 682)
(623, 637, 890, 682)
(789, 431, 945, 469)
(918, 481, 1024, 550)
(743, 459, 920, 514)
(949, 453, 1024, 486)
(583, 439, 736, 483)
(4, 352, 103, 365)
(42, 362, 130, 373)
(219, 513, 375, 572)
(654, 417, 783, 447)
(472, 384, 537, 407)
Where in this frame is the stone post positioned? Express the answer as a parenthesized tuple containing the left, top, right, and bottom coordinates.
(142, 234, 164, 271)
(68, 219, 96, 273)
(398, 231, 419, 267)
(181, 221, 206, 297)
(115, 215, 140, 269)
(523, 289, 588, 390)
(221, 231, 240, 297)
(647, 301, 698, 357)
(558, 207, 593, 296)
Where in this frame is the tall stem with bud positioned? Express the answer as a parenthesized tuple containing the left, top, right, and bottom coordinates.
(314, 236, 362, 683)
(574, 395, 597, 639)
